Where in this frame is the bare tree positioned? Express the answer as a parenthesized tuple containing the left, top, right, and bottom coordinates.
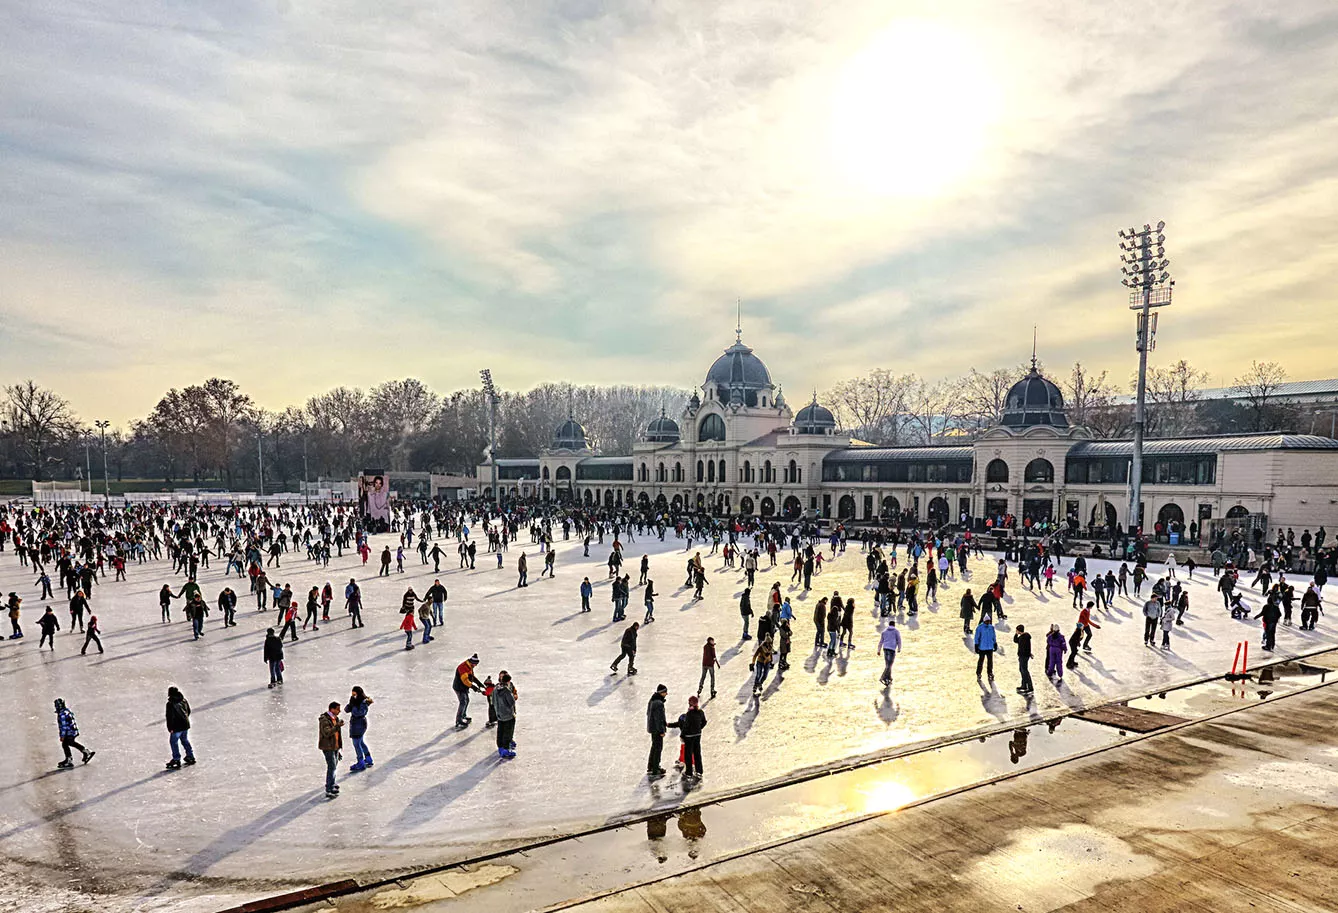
(905, 379, 958, 444)
(825, 369, 917, 443)
(4, 381, 79, 480)
(1232, 360, 1288, 432)
(1142, 360, 1209, 436)
(955, 368, 1015, 436)
(1063, 362, 1119, 435)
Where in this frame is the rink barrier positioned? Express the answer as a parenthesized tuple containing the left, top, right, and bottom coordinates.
(219, 644, 1338, 913)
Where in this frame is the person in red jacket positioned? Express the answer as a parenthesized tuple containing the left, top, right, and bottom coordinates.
(1077, 601, 1101, 653)
(696, 637, 719, 698)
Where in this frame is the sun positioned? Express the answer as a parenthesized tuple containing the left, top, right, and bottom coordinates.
(829, 20, 1002, 198)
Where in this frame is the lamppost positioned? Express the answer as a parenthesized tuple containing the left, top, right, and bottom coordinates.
(480, 369, 500, 509)
(257, 430, 265, 500)
(94, 420, 110, 507)
(1119, 221, 1173, 539)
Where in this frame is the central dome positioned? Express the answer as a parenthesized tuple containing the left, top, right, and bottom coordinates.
(705, 341, 773, 388)
(552, 416, 590, 450)
(704, 334, 774, 408)
(1001, 366, 1068, 428)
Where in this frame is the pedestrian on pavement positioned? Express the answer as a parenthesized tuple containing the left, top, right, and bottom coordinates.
(164, 686, 194, 770)
(611, 622, 639, 675)
(345, 686, 374, 771)
(647, 684, 669, 777)
(492, 670, 518, 759)
(319, 701, 343, 798)
(53, 698, 94, 769)
(264, 627, 284, 687)
(878, 619, 901, 685)
(697, 637, 719, 698)
(1013, 624, 1033, 695)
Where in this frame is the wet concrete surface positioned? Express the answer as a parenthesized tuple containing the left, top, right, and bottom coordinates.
(316, 652, 1338, 913)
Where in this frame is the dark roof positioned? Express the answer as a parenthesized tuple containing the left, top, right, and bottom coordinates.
(1001, 367, 1068, 429)
(577, 456, 634, 466)
(1068, 434, 1338, 457)
(825, 446, 975, 462)
(645, 411, 681, 443)
(705, 338, 772, 389)
(794, 395, 836, 431)
(552, 417, 588, 449)
(492, 459, 540, 467)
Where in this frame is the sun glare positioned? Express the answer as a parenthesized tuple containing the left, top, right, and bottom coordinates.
(829, 20, 1001, 198)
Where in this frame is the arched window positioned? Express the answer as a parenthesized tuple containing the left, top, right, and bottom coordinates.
(986, 459, 1009, 483)
(657, 462, 666, 483)
(698, 413, 726, 442)
(1024, 458, 1054, 484)
(674, 462, 683, 482)
(696, 460, 705, 483)
(707, 461, 716, 483)
(542, 466, 550, 480)
(743, 460, 752, 483)
(555, 466, 572, 483)
(764, 460, 773, 483)
(718, 460, 726, 482)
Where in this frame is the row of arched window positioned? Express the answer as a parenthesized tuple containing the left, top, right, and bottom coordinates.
(630, 458, 804, 485)
(986, 458, 1054, 484)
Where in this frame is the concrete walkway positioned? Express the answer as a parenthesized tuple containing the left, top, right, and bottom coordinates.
(558, 681, 1338, 913)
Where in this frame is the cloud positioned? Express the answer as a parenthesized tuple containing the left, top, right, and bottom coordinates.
(0, 0, 1336, 425)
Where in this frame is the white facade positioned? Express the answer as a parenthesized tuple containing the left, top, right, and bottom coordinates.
(477, 337, 1338, 533)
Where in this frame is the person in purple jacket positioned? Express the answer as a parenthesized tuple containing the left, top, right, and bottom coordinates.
(1045, 624, 1067, 682)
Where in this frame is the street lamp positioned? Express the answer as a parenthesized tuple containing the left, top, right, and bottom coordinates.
(480, 369, 501, 509)
(94, 420, 110, 507)
(1119, 221, 1173, 540)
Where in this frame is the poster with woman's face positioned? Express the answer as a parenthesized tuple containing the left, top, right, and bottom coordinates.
(361, 475, 391, 523)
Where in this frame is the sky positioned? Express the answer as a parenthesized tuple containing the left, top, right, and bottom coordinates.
(2, 1, 1337, 426)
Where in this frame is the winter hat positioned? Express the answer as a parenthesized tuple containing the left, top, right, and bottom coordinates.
(656, 684, 668, 694)
(469, 654, 479, 664)
(53, 698, 65, 710)
(688, 696, 699, 708)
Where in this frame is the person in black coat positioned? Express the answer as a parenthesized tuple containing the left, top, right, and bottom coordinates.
(646, 684, 668, 777)
(165, 686, 194, 769)
(611, 622, 638, 675)
(1255, 596, 1283, 651)
(264, 628, 285, 687)
(668, 696, 707, 779)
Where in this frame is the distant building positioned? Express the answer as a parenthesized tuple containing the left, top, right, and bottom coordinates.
(478, 334, 1338, 534)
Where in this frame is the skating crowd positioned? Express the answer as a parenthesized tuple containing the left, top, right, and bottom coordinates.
(1, 501, 1333, 797)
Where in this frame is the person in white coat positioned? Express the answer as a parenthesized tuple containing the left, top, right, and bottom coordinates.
(878, 620, 902, 685)
(1166, 552, 1178, 579)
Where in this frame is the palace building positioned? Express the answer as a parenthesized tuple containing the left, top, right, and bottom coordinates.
(477, 332, 1338, 535)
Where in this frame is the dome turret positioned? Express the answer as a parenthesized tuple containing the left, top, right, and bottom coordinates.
(1001, 364, 1068, 429)
(794, 392, 836, 434)
(645, 408, 681, 444)
(552, 415, 590, 451)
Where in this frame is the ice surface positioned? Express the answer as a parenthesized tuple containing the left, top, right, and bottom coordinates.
(1, 525, 1331, 905)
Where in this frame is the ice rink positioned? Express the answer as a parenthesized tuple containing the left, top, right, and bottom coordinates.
(2, 526, 1333, 910)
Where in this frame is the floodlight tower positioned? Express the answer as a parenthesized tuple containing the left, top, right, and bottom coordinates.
(1119, 221, 1173, 539)
(94, 420, 111, 507)
(480, 369, 500, 508)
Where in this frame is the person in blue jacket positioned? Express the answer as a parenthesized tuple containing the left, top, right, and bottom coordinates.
(973, 616, 998, 681)
(579, 577, 593, 613)
(54, 698, 94, 769)
(345, 686, 374, 771)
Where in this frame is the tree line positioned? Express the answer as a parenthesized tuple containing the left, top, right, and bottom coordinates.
(0, 379, 688, 488)
(0, 359, 1319, 489)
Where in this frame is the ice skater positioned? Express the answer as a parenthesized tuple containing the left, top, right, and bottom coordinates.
(345, 686, 374, 771)
(453, 654, 483, 728)
(53, 699, 94, 769)
(667, 696, 707, 781)
(491, 670, 518, 759)
(81, 614, 103, 654)
(319, 701, 343, 798)
(611, 622, 639, 675)
(164, 686, 195, 770)
(264, 628, 284, 687)
(37, 606, 60, 650)
(697, 637, 719, 698)
(878, 619, 901, 685)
